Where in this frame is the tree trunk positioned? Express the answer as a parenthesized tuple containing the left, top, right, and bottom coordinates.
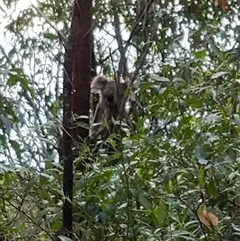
(62, 0, 92, 237)
(71, 0, 92, 163)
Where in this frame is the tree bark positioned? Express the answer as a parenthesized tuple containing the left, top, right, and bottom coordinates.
(71, 0, 92, 159)
(62, 0, 92, 237)
(62, 23, 74, 239)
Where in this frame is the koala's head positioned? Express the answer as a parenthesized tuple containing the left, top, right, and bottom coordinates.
(91, 75, 130, 108)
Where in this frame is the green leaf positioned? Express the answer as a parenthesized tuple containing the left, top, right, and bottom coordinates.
(7, 75, 18, 87)
(139, 193, 152, 210)
(154, 202, 167, 224)
(25, 177, 38, 192)
(165, 230, 195, 240)
(192, 49, 206, 60)
(7, 68, 34, 98)
(118, 202, 128, 209)
(233, 114, 240, 127)
(0, 115, 12, 135)
(228, 171, 239, 181)
(153, 75, 171, 83)
(39, 173, 54, 184)
(204, 113, 221, 124)
(207, 178, 217, 198)
(208, 37, 223, 59)
(195, 146, 208, 165)
(185, 97, 203, 108)
(43, 32, 59, 40)
(58, 236, 73, 241)
(9, 140, 20, 154)
(198, 167, 204, 187)
(211, 71, 228, 79)
(232, 224, 240, 232)
(167, 179, 173, 193)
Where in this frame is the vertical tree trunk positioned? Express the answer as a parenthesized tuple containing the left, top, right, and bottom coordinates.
(71, 1, 92, 145)
(62, 0, 92, 237)
(62, 25, 74, 239)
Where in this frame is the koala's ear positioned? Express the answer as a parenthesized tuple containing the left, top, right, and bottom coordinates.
(91, 75, 109, 93)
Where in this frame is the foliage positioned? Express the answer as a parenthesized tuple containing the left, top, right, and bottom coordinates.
(1, 0, 240, 240)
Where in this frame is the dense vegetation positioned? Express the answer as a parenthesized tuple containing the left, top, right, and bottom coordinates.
(1, 0, 240, 240)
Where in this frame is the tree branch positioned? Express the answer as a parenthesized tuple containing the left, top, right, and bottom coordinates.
(31, 4, 67, 47)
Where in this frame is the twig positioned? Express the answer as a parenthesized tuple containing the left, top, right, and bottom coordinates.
(31, 4, 67, 47)
(177, 193, 208, 241)
(5, 198, 54, 240)
(112, 0, 154, 80)
(112, 6, 127, 77)
(0, 44, 14, 68)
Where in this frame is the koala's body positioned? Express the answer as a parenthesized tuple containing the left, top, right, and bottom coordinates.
(90, 75, 131, 138)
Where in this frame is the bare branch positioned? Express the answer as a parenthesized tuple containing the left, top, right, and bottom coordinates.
(0, 44, 14, 67)
(31, 4, 67, 47)
(111, 0, 155, 82)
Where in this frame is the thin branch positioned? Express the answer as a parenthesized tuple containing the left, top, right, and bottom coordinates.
(112, 0, 154, 81)
(0, 44, 14, 68)
(5, 193, 26, 227)
(4, 198, 54, 241)
(126, 0, 154, 48)
(132, 20, 159, 82)
(31, 4, 67, 47)
(112, 5, 127, 76)
(177, 193, 208, 241)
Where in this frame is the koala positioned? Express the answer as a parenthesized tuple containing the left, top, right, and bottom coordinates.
(90, 75, 131, 138)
